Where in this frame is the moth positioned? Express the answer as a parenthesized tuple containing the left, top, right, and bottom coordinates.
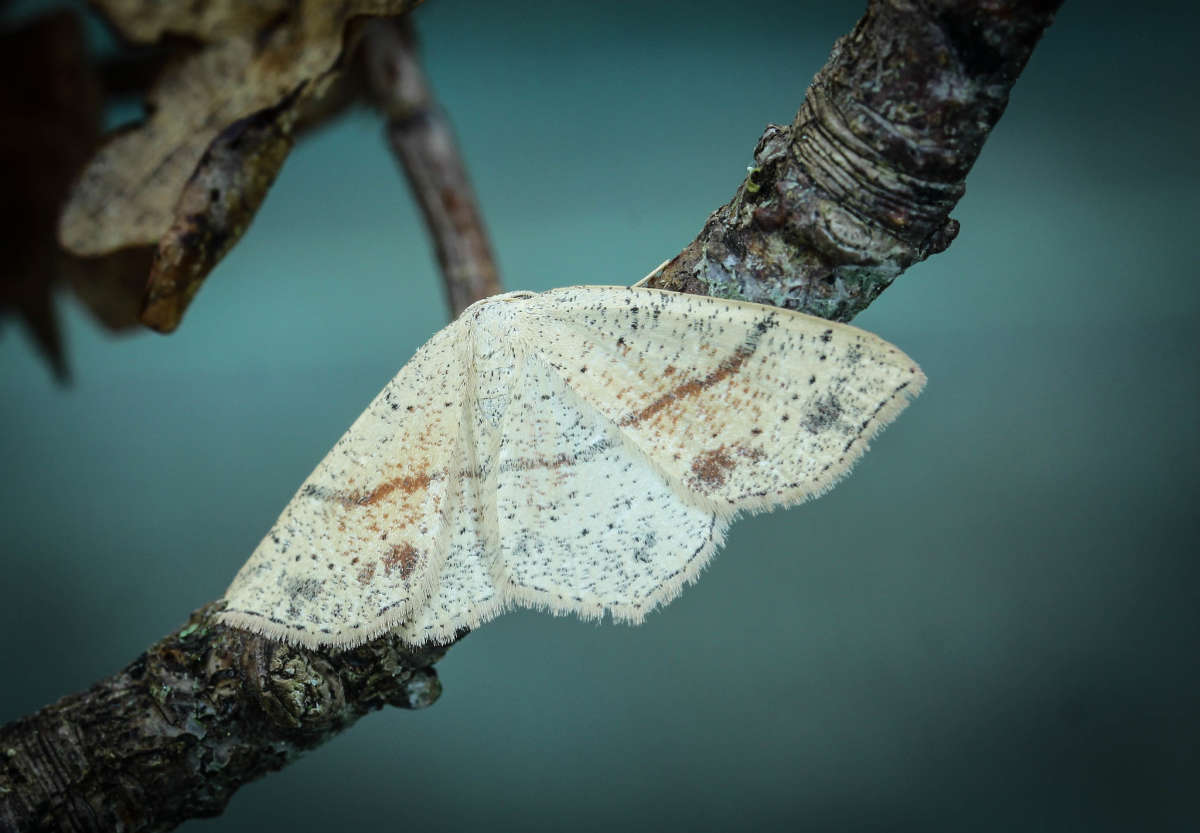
(218, 286, 924, 649)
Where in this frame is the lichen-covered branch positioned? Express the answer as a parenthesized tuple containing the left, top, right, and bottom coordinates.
(361, 16, 503, 313)
(646, 0, 1063, 321)
(0, 2, 1061, 830)
(0, 604, 448, 833)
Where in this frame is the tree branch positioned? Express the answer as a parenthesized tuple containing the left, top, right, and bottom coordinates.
(0, 2, 1062, 830)
(646, 0, 1062, 322)
(361, 16, 503, 313)
(0, 604, 447, 833)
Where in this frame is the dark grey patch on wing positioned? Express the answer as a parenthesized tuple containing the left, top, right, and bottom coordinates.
(632, 531, 658, 563)
(801, 393, 843, 433)
(285, 576, 324, 601)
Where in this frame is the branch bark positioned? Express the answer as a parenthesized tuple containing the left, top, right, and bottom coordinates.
(646, 0, 1062, 322)
(0, 2, 1062, 830)
(0, 605, 446, 833)
(361, 16, 504, 313)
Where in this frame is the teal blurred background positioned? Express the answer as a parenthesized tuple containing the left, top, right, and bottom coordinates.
(3, 1, 1198, 831)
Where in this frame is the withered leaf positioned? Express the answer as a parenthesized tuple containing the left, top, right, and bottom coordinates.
(143, 88, 300, 332)
(95, 0, 289, 43)
(0, 11, 102, 379)
(59, 1, 422, 330)
(63, 248, 158, 332)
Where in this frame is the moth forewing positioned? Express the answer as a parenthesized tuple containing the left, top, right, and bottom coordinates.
(219, 286, 923, 649)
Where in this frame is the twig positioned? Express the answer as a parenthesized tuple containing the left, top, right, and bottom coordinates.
(361, 16, 503, 316)
(0, 3, 1061, 830)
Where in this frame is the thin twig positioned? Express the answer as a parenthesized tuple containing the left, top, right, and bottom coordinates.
(361, 16, 503, 316)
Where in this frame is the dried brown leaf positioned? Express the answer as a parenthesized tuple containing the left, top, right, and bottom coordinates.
(64, 248, 157, 331)
(95, 0, 289, 43)
(0, 11, 102, 379)
(59, 1, 421, 329)
(143, 90, 299, 332)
